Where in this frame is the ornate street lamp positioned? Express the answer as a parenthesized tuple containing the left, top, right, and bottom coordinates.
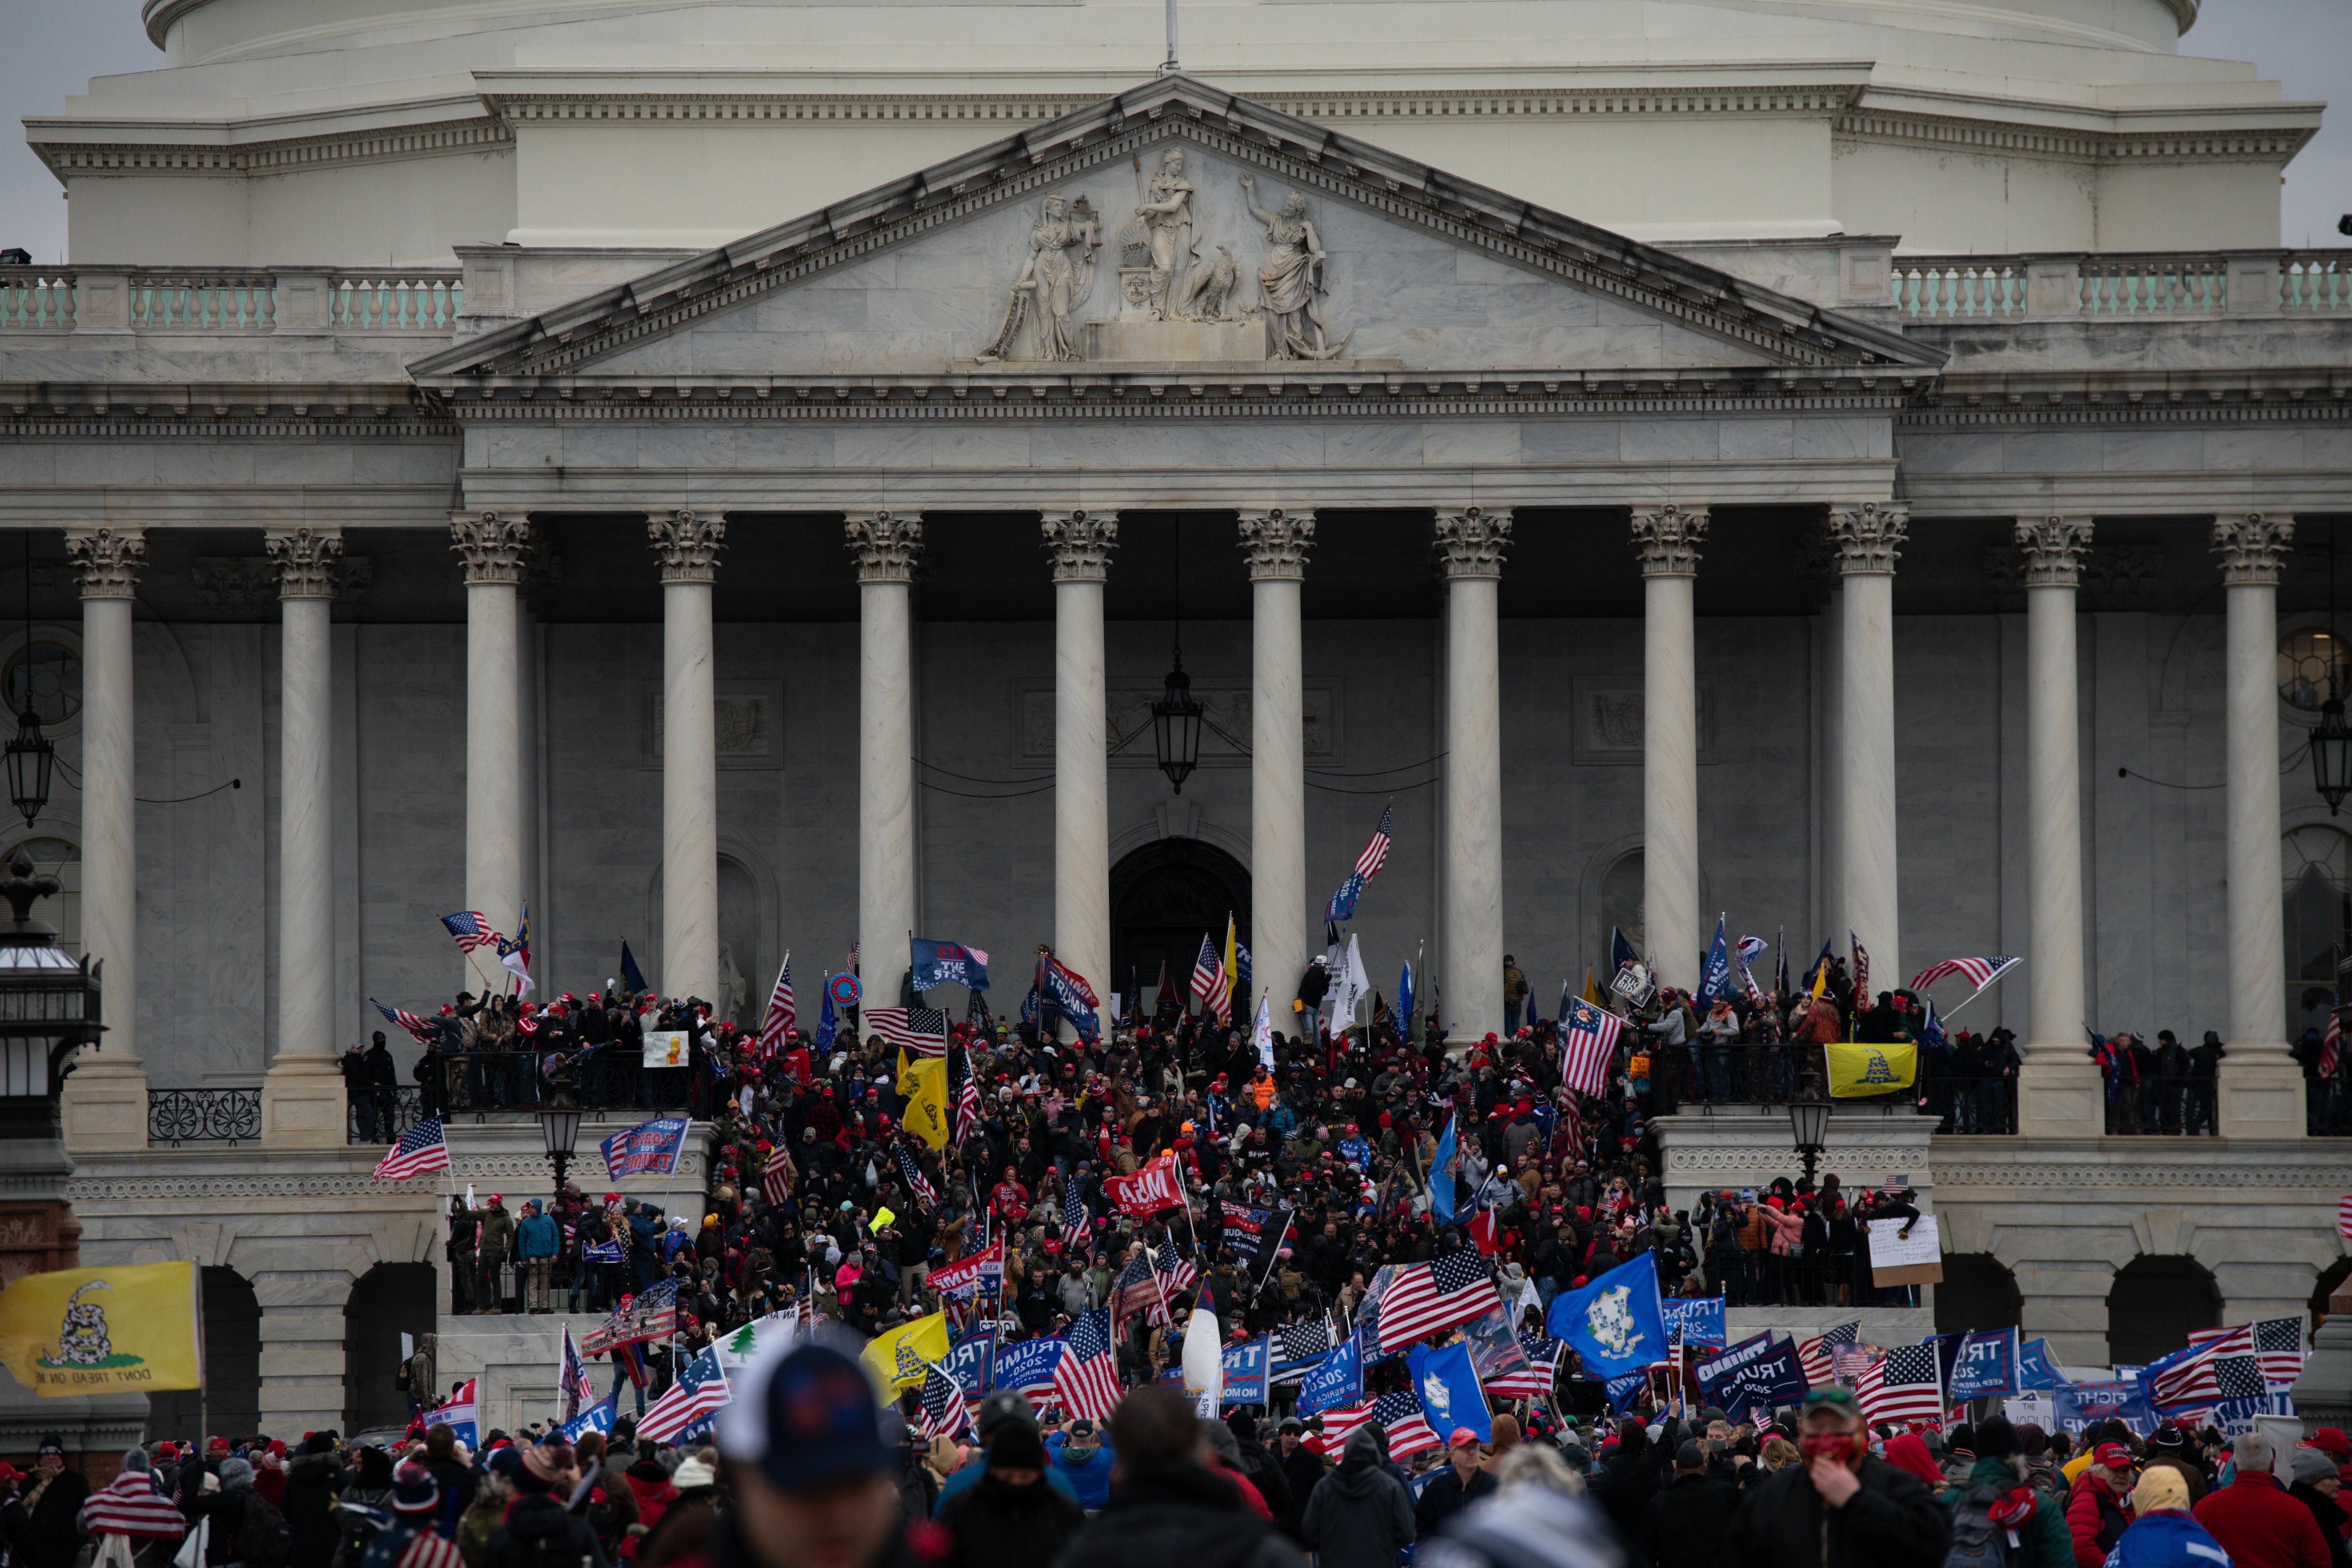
(4, 537, 50, 831)
(1788, 1090, 1831, 1187)
(0, 848, 103, 1141)
(1152, 520, 1203, 792)
(536, 1095, 583, 1209)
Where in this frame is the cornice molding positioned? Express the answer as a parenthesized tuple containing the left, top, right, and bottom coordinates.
(1835, 107, 2316, 164)
(30, 115, 510, 179)
(1934, 1160, 2352, 1189)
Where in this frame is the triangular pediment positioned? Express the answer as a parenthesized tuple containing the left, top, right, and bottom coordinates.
(411, 75, 1939, 390)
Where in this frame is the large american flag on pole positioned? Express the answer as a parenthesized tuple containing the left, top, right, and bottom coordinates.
(1324, 803, 1395, 923)
(1907, 956, 2021, 994)
(763, 1145, 794, 1206)
(914, 1363, 969, 1439)
(1798, 1321, 1862, 1387)
(1304, 1390, 1440, 1461)
(1854, 1343, 1943, 1424)
(758, 955, 795, 1057)
(1373, 1247, 1494, 1350)
(1562, 998, 1626, 1099)
(372, 997, 438, 1048)
(440, 911, 502, 953)
(1053, 1306, 1123, 1421)
(1188, 933, 1230, 1023)
(868, 1006, 947, 1057)
(372, 1117, 450, 1181)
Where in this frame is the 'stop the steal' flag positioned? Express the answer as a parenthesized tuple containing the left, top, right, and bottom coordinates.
(910, 939, 989, 993)
(601, 1116, 690, 1180)
(1545, 1253, 1671, 1379)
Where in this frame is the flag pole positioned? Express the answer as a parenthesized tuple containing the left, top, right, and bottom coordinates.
(1253, 1208, 1295, 1300)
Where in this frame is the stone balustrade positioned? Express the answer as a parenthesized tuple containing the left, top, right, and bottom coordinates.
(0, 266, 463, 333)
(1895, 250, 2352, 321)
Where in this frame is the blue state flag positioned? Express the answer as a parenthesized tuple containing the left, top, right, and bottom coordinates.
(619, 941, 647, 995)
(1661, 1297, 1727, 1348)
(911, 939, 990, 993)
(1950, 1328, 2021, 1401)
(815, 985, 837, 1052)
(1697, 915, 1733, 1008)
(1429, 1114, 1459, 1224)
(1222, 1337, 1270, 1407)
(1408, 1340, 1490, 1444)
(1546, 1253, 1670, 1379)
(1298, 1331, 1363, 1416)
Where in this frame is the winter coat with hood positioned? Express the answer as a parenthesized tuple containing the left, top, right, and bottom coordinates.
(620, 1459, 678, 1558)
(2067, 1469, 2133, 1568)
(1943, 1456, 2074, 1568)
(1723, 1453, 1951, 1568)
(936, 1469, 1086, 1568)
(1048, 1459, 1302, 1568)
(1298, 1431, 1413, 1568)
(283, 1451, 347, 1568)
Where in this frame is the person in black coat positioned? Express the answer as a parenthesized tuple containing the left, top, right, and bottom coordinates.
(1272, 1422, 1325, 1541)
(1414, 1432, 1499, 1539)
(483, 1442, 604, 1568)
(282, 1436, 346, 1568)
(1724, 1389, 1949, 1568)
(1591, 1417, 1677, 1561)
(1048, 1388, 1301, 1568)
(937, 1423, 1085, 1568)
(1651, 1441, 1740, 1568)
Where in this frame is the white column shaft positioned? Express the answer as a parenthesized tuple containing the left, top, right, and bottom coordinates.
(82, 596, 136, 1062)
(860, 580, 916, 999)
(1839, 572, 1900, 984)
(465, 581, 524, 963)
(663, 580, 719, 1003)
(1644, 574, 1699, 991)
(278, 596, 335, 1058)
(1054, 577, 1110, 1007)
(2024, 583, 2085, 1051)
(1251, 576, 1306, 1028)
(2226, 580, 2287, 1051)
(1444, 576, 1503, 1038)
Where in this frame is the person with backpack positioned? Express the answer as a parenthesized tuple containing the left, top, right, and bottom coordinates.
(332, 1448, 397, 1568)
(482, 1441, 604, 1568)
(2067, 1443, 2138, 1568)
(358, 1465, 463, 1568)
(2104, 1467, 2233, 1568)
(195, 1457, 291, 1568)
(1942, 1417, 2072, 1568)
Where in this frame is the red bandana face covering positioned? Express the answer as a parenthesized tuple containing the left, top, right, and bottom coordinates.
(1802, 1433, 1863, 1467)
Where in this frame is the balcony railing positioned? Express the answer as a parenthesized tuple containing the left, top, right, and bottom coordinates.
(1895, 250, 2352, 322)
(148, 1087, 261, 1146)
(0, 267, 462, 333)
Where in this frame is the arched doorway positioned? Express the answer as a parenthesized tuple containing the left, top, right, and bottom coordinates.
(2106, 1255, 2221, 1368)
(1109, 839, 1251, 1018)
(1936, 1255, 2024, 1337)
(344, 1263, 437, 1434)
(147, 1267, 260, 1441)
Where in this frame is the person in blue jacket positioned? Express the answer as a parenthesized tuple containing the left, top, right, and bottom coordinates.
(512, 1201, 559, 1314)
(1047, 1417, 1116, 1510)
(933, 1391, 1081, 1515)
(2103, 1465, 2230, 1568)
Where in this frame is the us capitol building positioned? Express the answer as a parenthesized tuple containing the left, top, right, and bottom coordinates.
(4, 0, 2351, 1442)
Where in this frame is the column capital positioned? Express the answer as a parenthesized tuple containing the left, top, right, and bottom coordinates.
(1827, 501, 1909, 575)
(845, 511, 924, 584)
(2213, 512, 2294, 586)
(449, 510, 533, 586)
(1041, 510, 1118, 583)
(2014, 514, 2093, 589)
(64, 528, 145, 600)
(1629, 504, 1709, 578)
(263, 526, 345, 600)
(649, 509, 727, 585)
(1433, 507, 1513, 580)
(1237, 509, 1317, 581)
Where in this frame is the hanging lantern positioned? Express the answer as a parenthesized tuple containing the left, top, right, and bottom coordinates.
(1152, 657, 1203, 794)
(3, 705, 50, 831)
(2314, 695, 2352, 816)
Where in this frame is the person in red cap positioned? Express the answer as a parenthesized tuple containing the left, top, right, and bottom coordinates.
(1414, 1428, 1494, 1537)
(2067, 1441, 2140, 1568)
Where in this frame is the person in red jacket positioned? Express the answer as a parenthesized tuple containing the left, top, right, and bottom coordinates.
(2066, 1442, 2137, 1568)
(2194, 1433, 2331, 1568)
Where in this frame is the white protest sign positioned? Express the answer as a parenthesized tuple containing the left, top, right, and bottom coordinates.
(1867, 1214, 1943, 1285)
(643, 1030, 691, 1067)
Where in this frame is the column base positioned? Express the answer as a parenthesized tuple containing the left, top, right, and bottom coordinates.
(60, 1054, 151, 1154)
(259, 1054, 350, 1148)
(2218, 1053, 2305, 1140)
(2016, 1054, 2103, 1138)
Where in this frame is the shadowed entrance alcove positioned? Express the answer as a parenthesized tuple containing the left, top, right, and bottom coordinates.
(1110, 838, 1251, 1015)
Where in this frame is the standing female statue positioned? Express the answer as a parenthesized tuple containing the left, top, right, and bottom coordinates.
(981, 192, 1100, 361)
(1239, 174, 1350, 359)
(1130, 148, 1200, 317)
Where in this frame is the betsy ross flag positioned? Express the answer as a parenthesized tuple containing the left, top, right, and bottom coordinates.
(373, 1117, 450, 1181)
(758, 956, 795, 1057)
(1325, 802, 1395, 923)
(372, 998, 437, 1048)
(1855, 1343, 1943, 1424)
(1907, 955, 2021, 995)
(869, 1006, 947, 1057)
(640, 1346, 732, 1443)
(1374, 1247, 1495, 1351)
(1188, 933, 1231, 1024)
(1798, 1321, 1862, 1387)
(1053, 1306, 1123, 1422)
(763, 1145, 794, 1206)
(441, 911, 502, 953)
(893, 1143, 939, 1209)
(1561, 998, 1626, 1099)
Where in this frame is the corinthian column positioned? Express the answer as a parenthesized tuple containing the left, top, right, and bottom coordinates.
(450, 511, 530, 988)
(1829, 502, 1907, 988)
(652, 510, 725, 1006)
(1435, 507, 1510, 1042)
(2014, 516, 2101, 1135)
(2214, 512, 2302, 1138)
(1240, 510, 1315, 1029)
(848, 512, 923, 1006)
(260, 527, 348, 1146)
(1042, 511, 1116, 1017)
(56, 528, 148, 1153)
(1632, 505, 1707, 993)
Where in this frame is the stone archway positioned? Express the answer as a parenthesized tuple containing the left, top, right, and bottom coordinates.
(146, 1267, 260, 1440)
(1109, 838, 1251, 1016)
(1936, 1254, 2024, 1336)
(2107, 1255, 2221, 1368)
(344, 1263, 437, 1435)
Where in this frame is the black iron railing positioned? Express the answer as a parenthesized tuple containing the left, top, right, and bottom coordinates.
(346, 1085, 425, 1145)
(148, 1088, 261, 1146)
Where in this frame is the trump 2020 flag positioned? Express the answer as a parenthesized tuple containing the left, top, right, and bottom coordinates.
(1222, 1337, 1271, 1407)
(910, 939, 989, 994)
(1408, 1339, 1491, 1444)
(1299, 1330, 1363, 1416)
(1545, 1252, 1670, 1379)
(1661, 1297, 1727, 1348)
(1696, 915, 1733, 1009)
(1950, 1327, 2022, 1401)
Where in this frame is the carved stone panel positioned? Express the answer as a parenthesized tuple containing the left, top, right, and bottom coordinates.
(1570, 677, 1715, 766)
(644, 680, 785, 769)
(1018, 680, 1339, 768)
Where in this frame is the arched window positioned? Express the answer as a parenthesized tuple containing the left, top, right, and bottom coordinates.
(4, 836, 79, 957)
(2284, 826, 2352, 1044)
(2106, 1256, 2220, 1369)
(1599, 850, 1644, 962)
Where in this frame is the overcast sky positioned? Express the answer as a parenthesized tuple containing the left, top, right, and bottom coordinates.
(0, 0, 2345, 262)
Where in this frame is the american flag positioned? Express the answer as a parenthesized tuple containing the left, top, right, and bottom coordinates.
(893, 1143, 939, 1209)
(1305, 1397, 1380, 1456)
(1053, 1306, 1123, 1422)
(1063, 1195, 1093, 1257)
(2211, 1354, 2269, 1401)
(1511, 1329, 1562, 1395)
(1855, 1343, 1943, 1424)
(1374, 1247, 1494, 1351)
(914, 1363, 969, 1439)
(1188, 933, 1231, 1024)
(763, 1144, 794, 1206)
(869, 1005, 947, 1056)
(1324, 804, 1396, 923)
(441, 911, 502, 953)
(1112, 1244, 1197, 1329)
(1907, 956, 2021, 994)
(639, 1346, 731, 1442)
(950, 1046, 980, 1145)
(372, 997, 437, 1048)
(1850, 932, 1870, 1003)
(1736, 936, 1769, 1005)
(561, 1327, 596, 1423)
(1373, 1390, 1441, 1459)
(1272, 1318, 1336, 1382)
(2340, 1195, 2352, 1240)
(759, 957, 795, 1057)
(1798, 1321, 1861, 1387)
(1480, 1329, 1545, 1399)
(2326, 1010, 2343, 1080)
(2254, 1317, 2307, 1387)
(1562, 998, 1626, 1099)
(2151, 1324, 2254, 1405)
(372, 1117, 450, 1181)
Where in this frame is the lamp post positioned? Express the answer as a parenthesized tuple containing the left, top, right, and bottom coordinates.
(4, 536, 51, 831)
(1152, 519, 1204, 793)
(1788, 1091, 1831, 1188)
(0, 847, 104, 1142)
(536, 1096, 583, 1210)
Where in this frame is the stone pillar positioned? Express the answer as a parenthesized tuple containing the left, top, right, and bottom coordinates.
(1632, 505, 1708, 992)
(2014, 1256, 2117, 1369)
(847, 512, 923, 1005)
(2213, 512, 2302, 1138)
(56, 529, 147, 1153)
(1434, 507, 1510, 1042)
(449, 512, 530, 988)
(259, 527, 348, 1147)
(1828, 502, 1908, 987)
(1240, 510, 1315, 1033)
(651, 510, 725, 1005)
(1041, 511, 1116, 1015)
(252, 1273, 353, 1437)
(2014, 515, 2102, 1135)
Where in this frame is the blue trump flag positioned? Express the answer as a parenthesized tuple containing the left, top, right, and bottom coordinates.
(2050, 1380, 2160, 1436)
(1661, 1297, 1727, 1348)
(1605, 1370, 1651, 1413)
(558, 1397, 616, 1444)
(1409, 1340, 1491, 1444)
(1222, 1337, 1271, 1407)
(2018, 1338, 2070, 1392)
(1299, 1331, 1363, 1416)
(1546, 1253, 1671, 1379)
(1950, 1328, 2021, 1401)
(993, 1337, 1066, 1399)
(1701, 1339, 1808, 1424)
(1697, 916, 1733, 1008)
(1398, 961, 1414, 1027)
(911, 939, 989, 993)
(945, 1329, 995, 1400)
(1610, 927, 1640, 976)
(1428, 1114, 1458, 1224)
